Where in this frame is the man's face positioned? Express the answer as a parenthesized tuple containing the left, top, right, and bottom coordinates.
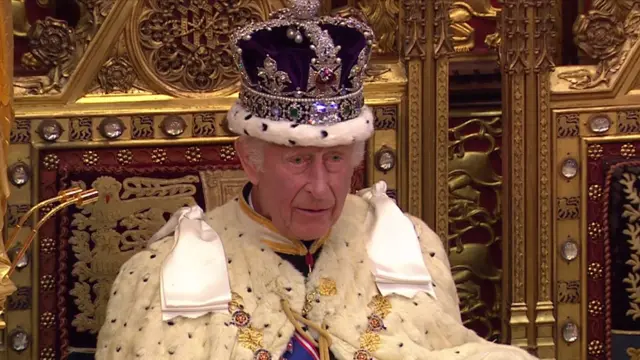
(245, 141, 358, 240)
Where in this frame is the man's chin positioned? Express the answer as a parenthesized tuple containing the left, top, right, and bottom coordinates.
(292, 226, 331, 241)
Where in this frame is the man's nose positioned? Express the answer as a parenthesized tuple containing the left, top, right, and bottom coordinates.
(305, 159, 331, 198)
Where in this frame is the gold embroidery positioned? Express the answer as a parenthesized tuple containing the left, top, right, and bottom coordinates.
(619, 173, 640, 320)
(228, 292, 271, 357)
(229, 292, 244, 312)
(359, 332, 381, 352)
(627, 347, 640, 359)
(238, 327, 264, 352)
(318, 278, 337, 296)
(69, 176, 198, 334)
(369, 295, 392, 318)
(353, 295, 392, 358)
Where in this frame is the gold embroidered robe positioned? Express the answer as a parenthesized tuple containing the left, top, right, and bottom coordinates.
(95, 194, 538, 360)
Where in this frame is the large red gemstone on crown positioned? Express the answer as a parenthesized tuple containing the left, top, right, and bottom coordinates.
(315, 68, 336, 85)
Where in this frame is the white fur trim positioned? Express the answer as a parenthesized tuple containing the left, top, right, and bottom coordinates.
(226, 100, 375, 147)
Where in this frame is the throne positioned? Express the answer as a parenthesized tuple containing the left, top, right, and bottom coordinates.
(3, 1, 401, 358)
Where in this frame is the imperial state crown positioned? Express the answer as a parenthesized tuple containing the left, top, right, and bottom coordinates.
(227, 0, 376, 147)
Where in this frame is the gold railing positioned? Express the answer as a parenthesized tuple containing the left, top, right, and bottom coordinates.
(0, 188, 99, 329)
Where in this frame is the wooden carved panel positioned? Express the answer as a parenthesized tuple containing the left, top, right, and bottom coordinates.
(448, 112, 503, 341)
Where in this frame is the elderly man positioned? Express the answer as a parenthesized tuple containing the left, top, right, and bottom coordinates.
(95, 1, 538, 359)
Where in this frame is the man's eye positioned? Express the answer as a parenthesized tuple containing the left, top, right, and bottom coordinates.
(331, 155, 342, 161)
(291, 157, 304, 164)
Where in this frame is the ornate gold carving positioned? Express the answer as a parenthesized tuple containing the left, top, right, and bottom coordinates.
(557, 113, 580, 138)
(12, 0, 30, 37)
(132, 116, 154, 139)
(501, 1, 529, 74)
(511, 75, 525, 303)
(7, 204, 29, 227)
(129, 0, 275, 96)
(1, 0, 17, 329)
(449, 1, 500, 52)
(69, 176, 198, 333)
(619, 110, 640, 133)
(373, 105, 397, 130)
(9, 119, 30, 143)
(357, 0, 400, 54)
(70, 117, 93, 141)
(448, 115, 502, 339)
(407, 60, 422, 217)
(557, 281, 579, 303)
(434, 0, 451, 236)
(7, 287, 31, 310)
(98, 57, 136, 94)
(434, 0, 454, 58)
(557, 197, 580, 220)
(193, 113, 217, 137)
(557, 1, 640, 89)
(199, 169, 247, 211)
(14, 1, 115, 95)
(402, 0, 427, 58)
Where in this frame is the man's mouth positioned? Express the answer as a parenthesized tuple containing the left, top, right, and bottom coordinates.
(297, 208, 329, 214)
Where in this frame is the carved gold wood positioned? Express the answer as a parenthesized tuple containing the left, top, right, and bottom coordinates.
(449, 0, 500, 53)
(550, 1, 640, 359)
(3, 1, 409, 358)
(0, 0, 19, 332)
(499, 0, 557, 357)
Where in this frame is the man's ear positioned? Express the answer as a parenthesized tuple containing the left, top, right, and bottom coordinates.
(234, 137, 260, 185)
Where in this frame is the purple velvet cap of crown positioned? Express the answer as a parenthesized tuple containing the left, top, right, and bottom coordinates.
(236, 24, 367, 95)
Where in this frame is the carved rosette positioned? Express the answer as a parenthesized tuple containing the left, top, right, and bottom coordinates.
(128, 0, 275, 96)
(574, 11, 625, 61)
(22, 18, 76, 70)
(98, 57, 136, 93)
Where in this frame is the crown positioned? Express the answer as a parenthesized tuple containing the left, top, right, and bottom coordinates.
(230, 0, 375, 127)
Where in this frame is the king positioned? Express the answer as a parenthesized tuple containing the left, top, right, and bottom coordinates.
(96, 1, 538, 359)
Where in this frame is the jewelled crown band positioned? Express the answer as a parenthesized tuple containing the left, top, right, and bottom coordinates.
(230, 0, 375, 126)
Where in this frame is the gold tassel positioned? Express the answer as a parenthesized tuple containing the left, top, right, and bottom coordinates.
(281, 299, 332, 360)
